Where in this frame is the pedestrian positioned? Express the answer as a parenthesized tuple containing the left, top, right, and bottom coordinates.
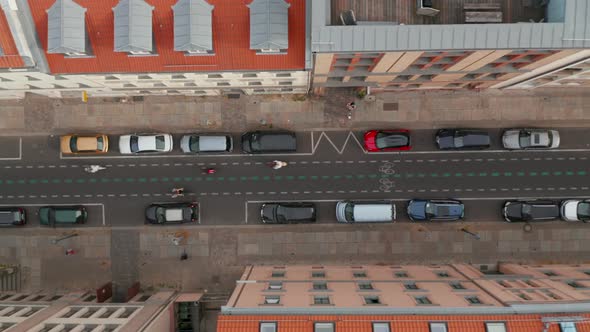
(346, 101, 356, 111)
(65, 248, 75, 256)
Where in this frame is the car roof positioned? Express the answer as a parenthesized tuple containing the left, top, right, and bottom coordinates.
(76, 136, 100, 150)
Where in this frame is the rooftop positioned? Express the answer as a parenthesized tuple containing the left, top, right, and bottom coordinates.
(311, 0, 590, 53)
(27, 0, 305, 74)
(330, 0, 545, 26)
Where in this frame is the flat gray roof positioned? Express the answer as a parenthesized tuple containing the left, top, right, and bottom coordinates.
(46, 0, 86, 54)
(311, 0, 590, 53)
(172, 0, 213, 53)
(113, 0, 154, 53)
(248, 0, 290, 50)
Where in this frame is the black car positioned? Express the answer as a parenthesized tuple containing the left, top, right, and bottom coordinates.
(241, 131, 297, 154)
(502, 200, 560, 222)
(260, 203, 317, 224)
(407, 199, 465, 221)
(145, 202, 199, 224)
(0, 207, 26, 226)
(436, 129, 490, 150)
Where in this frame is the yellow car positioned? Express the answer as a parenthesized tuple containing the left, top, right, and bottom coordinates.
(60, 134, 109, 154)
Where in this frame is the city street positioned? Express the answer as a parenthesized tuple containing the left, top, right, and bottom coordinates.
(1, 128, 590, 226)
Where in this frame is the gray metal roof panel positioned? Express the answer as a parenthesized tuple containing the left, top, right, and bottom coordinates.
(172, 0, 213, 52)
(46, 0, 86, 54)
(310, 0, 590, 53)
(248, 0, 290, 50)
(113, 0, 154, 53)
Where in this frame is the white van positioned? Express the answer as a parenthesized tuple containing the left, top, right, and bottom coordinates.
(336, 201, 396, 223)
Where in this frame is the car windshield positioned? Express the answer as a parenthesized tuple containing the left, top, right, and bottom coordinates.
(519, 132, 532, 147)
(453, 136, 464, 148)
(250, 133, 261, 150)
(425, 202, 435, 217)
(375, 132, 408, 149)
(96, 136, 104, 150)
(578, 202, 590, 221)
(70, 136, 78, 152)
(522, 204, 532, 217)
(155, 135, 165, 150)
(344, 203, 355, 221)
(155, 207, 166, 223)
(189, 136, 200, 151)
(130, 136, 139, 153)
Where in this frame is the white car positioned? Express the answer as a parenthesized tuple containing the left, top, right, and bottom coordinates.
(502, 129, 560, 150)
(560, 200, 590, 222)
(118, 134, 173, 154)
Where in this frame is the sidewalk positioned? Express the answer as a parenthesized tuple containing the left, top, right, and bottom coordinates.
(2, 221, 590, 294)
(1, 88, 590, 135)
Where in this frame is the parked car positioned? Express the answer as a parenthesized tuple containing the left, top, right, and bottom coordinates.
(0, 207, 26, 226)
(39, 206, 87, 226)
(502, 200, 560, 222)
(407, 199, 464, 221)
(241, 131, 297, 154)
(145, 202, 198, 224)
(180, 134, 233, 153)
(118, 134, 173, 154)
(336, 201, 396, 223)
(502, 129, 560, 150)
(260, 203, 316, 224)
(560, 199, 590, 222)
(435, 129, 490, 150)
(60, 134, 109, 154)
(364, 130, 411, 152)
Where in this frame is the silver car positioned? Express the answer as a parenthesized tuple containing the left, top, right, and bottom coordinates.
(502, 129, 560, 150)
(180, 134, 233, 153)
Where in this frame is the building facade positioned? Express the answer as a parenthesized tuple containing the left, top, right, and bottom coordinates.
(310, 0, 590, 92)
(0, 0, 307, 99)
(0, 290, 202, 332)
(217, 263, 590, 332)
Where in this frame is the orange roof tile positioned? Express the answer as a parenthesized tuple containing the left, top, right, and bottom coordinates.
(217, 314, 590, 332)
(27, 0, 305, 74)
(0, 7, 25, 68)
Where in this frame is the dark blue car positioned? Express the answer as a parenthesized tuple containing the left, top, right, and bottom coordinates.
(407, 199, 464, 221)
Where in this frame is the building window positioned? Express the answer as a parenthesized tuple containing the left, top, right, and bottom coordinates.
(264, 296, 280, 304)
(358, 282, 373, 290)
(543, 270, 558, 276)
(208, 74, 223, 78)
(278, 81, 292, 85)
(313, 295, 330, 305)
(395, 271, 409, 278)
(497, 280, 511, 288)
(313, 282, 328, 290)
(248, 81, 262, 86)
(268, 281, 282, 290)
(353, 271, 367, 278)
(276, 73, 291, 77)
(450, 282, 465, 290)
(430, 322, 448, 332)
(217, 82, 230, 86)
(271, 270, 285, 278)
(314, 322, 334, 332)
(260, 322, 277, 332)
(404, 282, 419, 290)
(567, 281, 584, 288)
(415, 296, 432, 305)
(435, 271, 449, 278)
(465, 296, 483, 304)
(373, 322, 391, 332)
(543, 290, 561, 300)
(312, 271, 325, 278)
(517, 293, 531, 300)
(485, 322, 507, 332)
(364, 295, 381, 305)
(243, 73, 258, 78)
(560, 322, 578, 332)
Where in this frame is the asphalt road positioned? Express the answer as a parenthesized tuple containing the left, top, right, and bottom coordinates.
(1, 129, 590, 227)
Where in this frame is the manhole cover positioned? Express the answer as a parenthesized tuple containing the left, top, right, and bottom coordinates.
(383, 102, 399, 111)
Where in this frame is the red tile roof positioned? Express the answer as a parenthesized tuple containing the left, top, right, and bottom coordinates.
(27, 0, 305, 74)
(217, 314, 590, 332)
(0, 7, 25, 68)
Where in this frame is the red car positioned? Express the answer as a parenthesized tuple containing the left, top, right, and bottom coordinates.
(364, 130, 411, 152)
